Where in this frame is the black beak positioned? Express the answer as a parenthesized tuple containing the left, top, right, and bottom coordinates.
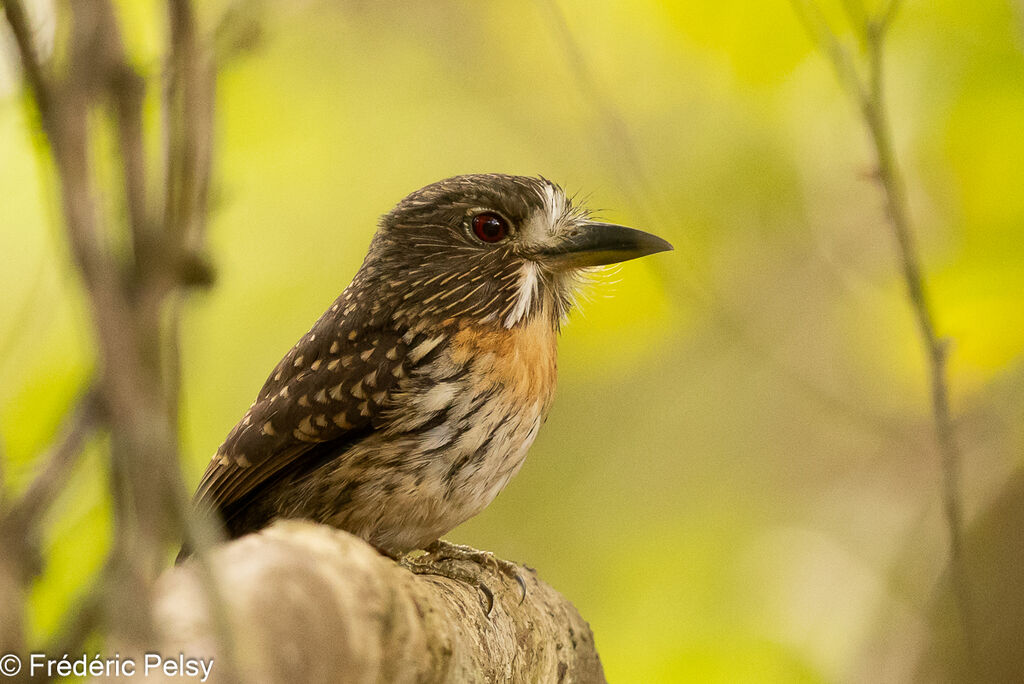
(537, 222, 673, 269)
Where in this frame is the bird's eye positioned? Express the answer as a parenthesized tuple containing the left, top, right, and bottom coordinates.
(471, 212, 509, 243)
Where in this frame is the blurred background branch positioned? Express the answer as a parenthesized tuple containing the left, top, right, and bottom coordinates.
(540, 0, 917, 449)
(0, 0, 217, 666)
(791, 0, 976, 672)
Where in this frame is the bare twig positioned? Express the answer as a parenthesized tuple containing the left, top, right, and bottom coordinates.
(170, 493, 242, 684)
(165, 0, 215, 251)
(160, 4, 241, 679)
(790, 0, 867, 102)
(539, 0, 911, 445)
(3, 390, 99, 538)
(536, 0, 653, 214)
(35, 564, 110, 683)
(2, 0, 222, 662)
(0, 390, 96, 664)
(1, 0, 52, 118)
(111, 64, 151, 267)
(212, 0, 265, 64)
(791, 0, 976, 667)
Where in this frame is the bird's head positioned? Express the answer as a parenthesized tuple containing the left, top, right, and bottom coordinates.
(354, 174, 672, 331)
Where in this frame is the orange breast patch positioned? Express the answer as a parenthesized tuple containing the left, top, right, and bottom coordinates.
(450, 314, 558, 409)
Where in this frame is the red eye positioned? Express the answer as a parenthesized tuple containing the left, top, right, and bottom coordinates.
(471, 212, 509, 242)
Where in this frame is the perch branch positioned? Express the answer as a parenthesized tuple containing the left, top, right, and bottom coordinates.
(154, 521, 605, 683)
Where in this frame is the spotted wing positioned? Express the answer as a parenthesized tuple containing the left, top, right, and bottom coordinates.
(193, 312, 437, 521)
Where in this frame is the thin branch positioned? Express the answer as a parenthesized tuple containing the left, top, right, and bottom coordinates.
(537, 0, 653, 210)
(111, 66, 152, 269)
(1, 0, 53, 120)
(860, 15, 976, 668)
(212, 0, 265, 64)
(165, 0, 215, 250)
(790, 0, 869, 103)
(877, 0, 905, 34)
(3, 0, 115, 289)
(0, 257, 49, 386)
(4, 391, 99, 538)
(540, 0, 910, 445)
(4, 0, 219, 658)
(170, 491, 242, 684)
(159, 4, 238, 673)
(838, 0, 868, 46)
(35, 565, 109, 684)
(792, 0, 977, 668)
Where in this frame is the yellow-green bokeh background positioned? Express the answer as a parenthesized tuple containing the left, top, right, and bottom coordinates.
(2, 0, 1024, 681)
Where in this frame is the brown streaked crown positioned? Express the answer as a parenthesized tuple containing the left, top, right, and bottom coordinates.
(361, 174, 591, 331)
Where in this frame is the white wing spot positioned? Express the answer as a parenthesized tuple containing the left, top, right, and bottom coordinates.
(420, 382, 458, 414)
(294, 429, 319, 443)
(298, 416, 317, 435)
(409, 335, 446, 364)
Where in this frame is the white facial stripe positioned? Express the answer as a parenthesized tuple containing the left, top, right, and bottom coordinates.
(504, 260, 540, 328)
(542, 182, 568, 228)
(519, 182, 569, 246)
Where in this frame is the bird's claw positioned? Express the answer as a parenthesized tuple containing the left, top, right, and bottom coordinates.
(402, 540, 528, 612)
(424, 540, 528, 604)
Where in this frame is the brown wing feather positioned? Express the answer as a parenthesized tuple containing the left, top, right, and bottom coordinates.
(193, 307, 422, 518)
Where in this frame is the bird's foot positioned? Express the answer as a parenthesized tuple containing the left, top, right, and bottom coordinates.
(401, 540, 528, 616)
(422, 540, 524, 582)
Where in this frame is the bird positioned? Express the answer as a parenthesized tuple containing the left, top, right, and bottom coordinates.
(185, 173, 671, 564)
